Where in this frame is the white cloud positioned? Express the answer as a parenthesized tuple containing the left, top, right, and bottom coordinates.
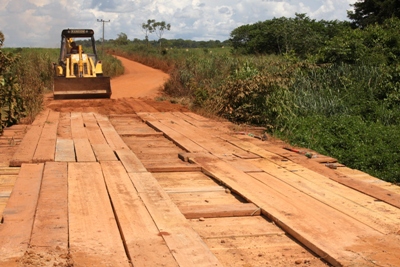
(0, 0, 357, 47)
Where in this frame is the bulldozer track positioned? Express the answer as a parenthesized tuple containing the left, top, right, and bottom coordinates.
(0, 108, 400, 267)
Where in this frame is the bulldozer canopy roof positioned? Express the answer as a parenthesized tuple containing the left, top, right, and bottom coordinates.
(61, 29, 95, 38)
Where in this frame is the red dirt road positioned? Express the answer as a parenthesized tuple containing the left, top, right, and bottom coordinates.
(44, 56, 187, 114)
(110, 56, 169, 99)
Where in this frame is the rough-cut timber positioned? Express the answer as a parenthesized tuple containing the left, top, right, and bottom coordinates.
(68, 162, 130, 266)
(0, 163, 44, 266)
(1, 110, 399, 267)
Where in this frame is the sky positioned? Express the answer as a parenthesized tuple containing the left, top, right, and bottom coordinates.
(0, 0, 357, 48)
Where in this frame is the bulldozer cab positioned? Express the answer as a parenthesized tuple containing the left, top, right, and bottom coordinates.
(59, 29, 98, 66)
(53, 29, 111, 99)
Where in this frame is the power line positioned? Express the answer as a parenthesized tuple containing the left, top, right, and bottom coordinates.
(97, 19, 110, 51)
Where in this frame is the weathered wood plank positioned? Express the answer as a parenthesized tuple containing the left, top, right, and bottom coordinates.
(68, 162, 130, 266)
(82, 112, 108, 145)
(189, 154, 400, 267)
(129, 171, 223, 266)
(0, 163, 44, 265)
(94, 113, 129, 150)
(180, 203, 261, 219)
(249, 159, 400, 234)
(74, 138, 96, 162)
(9, 110, 50, 166)
(0, 167, 20, 175)
(115, 149, 147, 173)
(164, 186, 225, 193)
(33, 111, 60, 163)
(144, 161, 202, 173)
(153, 171, 219, 189)
(70, 112, 87, 139)
(100, 161, 179, 266)
(225, 138, 400, 210)
(145, 120, 207, 153)
(55, 139, 75, 162)
(30, 162, 68, 251)
(57, 112, 72, 139)
(91, 144, 118, 161)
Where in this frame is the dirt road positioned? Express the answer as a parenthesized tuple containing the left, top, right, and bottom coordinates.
(1, 57, 400, 267)
(45, 55, 186, 114)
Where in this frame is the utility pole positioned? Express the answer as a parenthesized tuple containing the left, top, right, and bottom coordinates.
(97, 19, 110, 52)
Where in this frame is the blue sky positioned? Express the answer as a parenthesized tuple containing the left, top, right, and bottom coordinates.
(0, 0, 357, 47)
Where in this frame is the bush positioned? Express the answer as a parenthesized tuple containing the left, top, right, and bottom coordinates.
(278, 115, 400, 183)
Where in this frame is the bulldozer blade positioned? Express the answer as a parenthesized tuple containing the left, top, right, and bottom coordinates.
(53, 76, 112, 99)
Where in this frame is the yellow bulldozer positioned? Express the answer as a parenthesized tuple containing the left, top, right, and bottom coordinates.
(53, 29, 111, 99)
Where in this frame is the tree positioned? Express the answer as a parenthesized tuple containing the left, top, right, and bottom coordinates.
(0, 31, 4, 48)
(151, 21, 171, 51)
(348, 0, 400, 28)
(142, 19, 155, 47)
(115, 32, 129, 45)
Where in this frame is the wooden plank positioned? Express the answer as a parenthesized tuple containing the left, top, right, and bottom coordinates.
(181, 112, 211, 122)
(189, 154, 400, 267)
(151, 115, 246, 156)
(82, 112, 108, 145)
(153, 171, 220, 189)
(233, 152, 261, 159)
(180, 203, 261, 219)
(169, 190, 246, 206)
(94, 113, 129, 150)
(57, 112, 72, 139)
(91, 144, 118, 161)
(127, 99, 159, 113)
(165, 186, 226, 193)
(115, 149, 147, 173)
(8, 110, 50, 167)
(68, 162, 130, 266)
(144, 161, 202, 172)
(145, 120, 207, 153)
(33, 111, 60, 163)
(226, 138, 400, 209)
(74, 138, 96, 162)
(0, 167, 20, 175)
(70, 112, 87, 139)
(249, 159, 400, 234)
(120, 132, 164, 137)
(100, 161, 179, 267)
(0, 163, 44, 265)
(30, 162, 68, 252)
(114, 125, 160, 136)
(190, 216, 285, 238)
(129, 171, 223, 266)
(55, 139, 75, 162)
